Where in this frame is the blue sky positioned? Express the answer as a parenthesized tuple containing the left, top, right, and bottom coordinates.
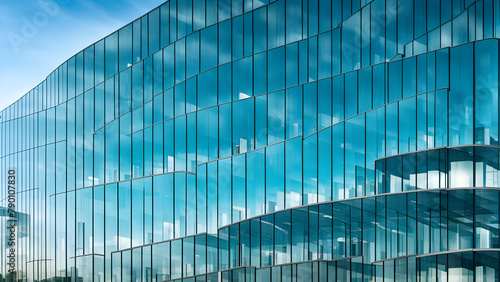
(0, 0, 163, 112)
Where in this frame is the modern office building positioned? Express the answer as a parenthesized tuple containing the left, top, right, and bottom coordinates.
(2, 0, 500, 280)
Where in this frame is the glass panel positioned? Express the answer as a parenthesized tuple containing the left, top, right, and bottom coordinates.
(449, 43, 473, 146)
(105, 32, 118, 79)
(449, 147, 474, 188)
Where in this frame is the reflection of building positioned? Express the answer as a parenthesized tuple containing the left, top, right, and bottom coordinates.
(3, 0, 500, 280)
(0, 207, 29, 240)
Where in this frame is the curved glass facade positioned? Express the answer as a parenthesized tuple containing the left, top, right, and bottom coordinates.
(2, 0, 500, 281)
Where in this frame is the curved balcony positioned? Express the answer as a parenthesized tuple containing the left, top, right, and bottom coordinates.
(375, 145, 500, 193)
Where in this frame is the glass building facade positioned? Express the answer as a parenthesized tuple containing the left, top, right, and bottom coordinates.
(2, 0, 500, 280)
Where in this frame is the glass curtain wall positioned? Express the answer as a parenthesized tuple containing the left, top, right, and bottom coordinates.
(2, 0, 500, 281)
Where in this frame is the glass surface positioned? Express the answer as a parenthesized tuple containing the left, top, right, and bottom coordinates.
(4, 1, 500, 280)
